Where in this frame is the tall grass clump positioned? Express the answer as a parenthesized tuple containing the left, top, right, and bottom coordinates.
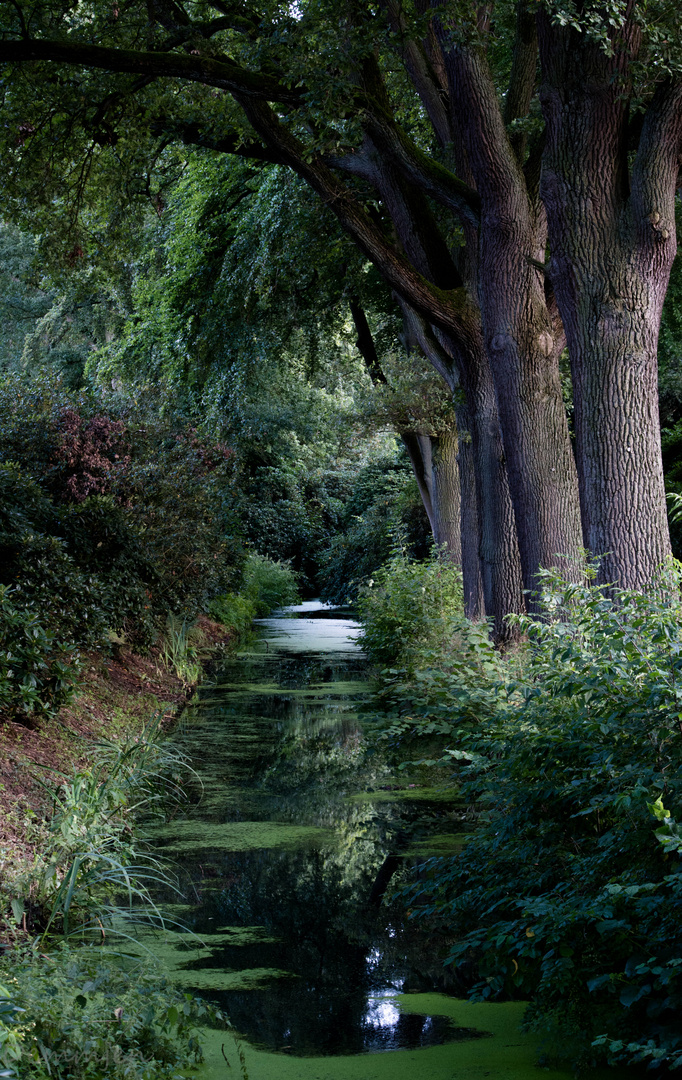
(2, 716, 192, 943)
(159, 616, 202, 687)
(388, 559, 682, 1070)
(0, 719, 229, 1080)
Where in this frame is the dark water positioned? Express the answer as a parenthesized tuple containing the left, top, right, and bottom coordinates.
(151, 603, 474, 1057)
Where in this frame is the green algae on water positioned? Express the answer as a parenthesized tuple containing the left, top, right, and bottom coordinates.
(193, 996, 617, 1080)
(173, 967, 297, 992)
(403, 832, 471, 858)
(149, 819, 336, 853)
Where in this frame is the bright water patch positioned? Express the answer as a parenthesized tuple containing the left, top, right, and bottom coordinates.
(255, 601, 362, 654)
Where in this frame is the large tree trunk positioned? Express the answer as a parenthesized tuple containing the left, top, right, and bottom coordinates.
(538, 15, 680, 588)
(401, 303, 519, 633)
(401, 430, 463, 564)
(444, 331, 524, 637)
(431, 430, 462, 562)
(434, 26, 585, 600)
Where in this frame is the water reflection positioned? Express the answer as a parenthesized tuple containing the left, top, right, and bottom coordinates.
(160, 603, 469, 1056)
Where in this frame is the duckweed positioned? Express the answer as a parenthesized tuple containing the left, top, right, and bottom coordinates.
(149, 820, 336, 853)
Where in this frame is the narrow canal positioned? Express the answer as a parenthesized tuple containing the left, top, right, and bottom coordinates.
(147, 603, 619, 1080)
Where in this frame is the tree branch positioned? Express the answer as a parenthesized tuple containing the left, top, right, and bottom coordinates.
(359, 101, 481, 227)
(0, 38, 299, 103)
(349, 297, 388, 385)
(503, 0, 538, 160)
(433, 18, 528, 215)
(152, 117, 285, 164)
(631, 77, 682, 257)
(382, 0, 454, 148)
(236, 96, 477, 335)
(396, 297, 460, 389)
(346, 48, 480, 228)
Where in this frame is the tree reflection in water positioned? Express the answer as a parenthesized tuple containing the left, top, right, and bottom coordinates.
(161, 606, 475, 1056)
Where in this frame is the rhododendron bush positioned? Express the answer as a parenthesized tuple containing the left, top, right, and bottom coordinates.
(0, 374, 244, 723)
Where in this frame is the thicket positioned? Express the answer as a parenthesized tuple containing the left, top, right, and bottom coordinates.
(208, 552, 301, 635)
(0, 949, 218, 1080)
(0, 374, 243, 724)
(362, 557, 682, 1070)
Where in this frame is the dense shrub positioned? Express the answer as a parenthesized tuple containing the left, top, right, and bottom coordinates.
(0, 374, 244, 720)
(237, 451, 430, 601)
(386, 562, 682, 1069)
(0, 465, 155, 651)
(209, 553, 300, 633)
(356, 546, 463, 669)
(0, 585, 80, 726)
(242, 554, 300, 615)
(207, 592, 257, 639)
(0, 947, 222, 1080)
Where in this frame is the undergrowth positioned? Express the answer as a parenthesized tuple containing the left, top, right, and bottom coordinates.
(209, 552, 300, 634)
(0, 946, 224, 1080)
(0, 717, 232, 1080)
(363, 556, 682, 1071)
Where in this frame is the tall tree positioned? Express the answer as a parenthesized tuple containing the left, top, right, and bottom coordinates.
(536, 5, 681, 588)
(0, 0, 676, 609)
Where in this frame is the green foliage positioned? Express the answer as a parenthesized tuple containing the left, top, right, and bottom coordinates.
(0, 722, 226, 1080)
(237, 462, 346, 589)
(356, 546, 464, 670)
(0, 945, 223, 1080)
(207, 593, 257, 640)
(0, 373, 243, 724)
(318, 454, 430, 605)
(159, 617, 201, 688)
(0, 222, 126, 386)
(0, 585, 80, 726)
(390, 562, 682, 1068)
(242, 554, 300, 616)
(209, 553, 300, 634)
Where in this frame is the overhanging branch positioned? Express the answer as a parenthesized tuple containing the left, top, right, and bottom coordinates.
(236, 96, 476, 336)
(0, 38, 299, 103)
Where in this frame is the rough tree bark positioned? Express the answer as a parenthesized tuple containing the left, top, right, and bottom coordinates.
(400, 305, 503, 626)
(538, 14, 682, 588)
(430, 15, 584, 598)
(339, 127, 521, 633)
(400, 431, 462, 563)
